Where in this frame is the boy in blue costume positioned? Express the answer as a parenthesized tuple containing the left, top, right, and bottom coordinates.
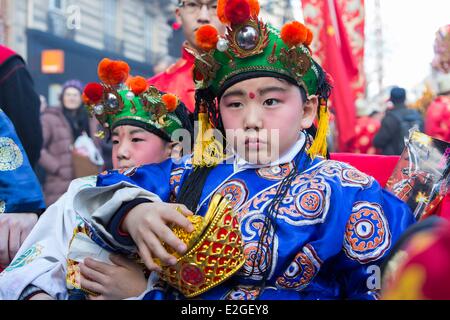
(72, 0, 415, 299)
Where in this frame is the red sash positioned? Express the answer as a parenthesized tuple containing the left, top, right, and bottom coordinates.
(0, 45, 17, 66)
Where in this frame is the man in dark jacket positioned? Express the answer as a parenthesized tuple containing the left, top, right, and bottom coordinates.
(0, 45, 42, 168)
(374, 87, 424, 155)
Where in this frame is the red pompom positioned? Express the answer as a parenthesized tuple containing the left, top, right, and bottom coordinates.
(83, 82, 104, 104)
(196, 25, 219, 51)
(98, 58, 130, 86)
(280, 21, 308, 48)
(225, 0, 251, 25)
(127, 76, 149, 95)
(161, 94, 179, 112)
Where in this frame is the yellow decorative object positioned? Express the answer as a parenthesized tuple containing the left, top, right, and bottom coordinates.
(307, 101, 330, 159)
(66, 225, 100, 297)
(192, 103, 224, 167)
(157, 194, 245, 298)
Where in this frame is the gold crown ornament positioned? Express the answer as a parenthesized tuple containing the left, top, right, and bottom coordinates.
(156, 194, 245, 298)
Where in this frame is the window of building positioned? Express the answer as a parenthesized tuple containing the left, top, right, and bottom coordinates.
(103, 0, 119, 52)
(49, 0, 66, 12)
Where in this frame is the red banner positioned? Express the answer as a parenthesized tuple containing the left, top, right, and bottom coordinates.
(302, 0, 365, 151)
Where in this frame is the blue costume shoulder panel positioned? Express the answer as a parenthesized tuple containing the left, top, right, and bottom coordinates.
(0, 110, 45, 213)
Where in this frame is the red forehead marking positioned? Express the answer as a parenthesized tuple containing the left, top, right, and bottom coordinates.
(249, 92, 256, 99)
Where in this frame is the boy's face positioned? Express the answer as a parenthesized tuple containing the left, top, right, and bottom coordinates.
(176, 0, 225, 51)
(219, 77, 318, 164)
(112, 125, 173, 169)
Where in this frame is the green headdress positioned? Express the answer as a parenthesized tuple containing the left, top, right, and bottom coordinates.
(190, 0, 332, 163)
(83, 58, 185, 141)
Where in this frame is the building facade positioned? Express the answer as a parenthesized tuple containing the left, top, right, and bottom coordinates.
(1, 0, 173, 104)
(1, 0, 295, 104)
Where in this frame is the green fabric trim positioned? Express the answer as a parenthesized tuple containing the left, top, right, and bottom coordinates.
(196, 23, 319, 96)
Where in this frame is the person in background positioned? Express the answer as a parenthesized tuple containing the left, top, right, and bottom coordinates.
(374, 87, 424, 155)
(0, 45, 42, 169)
(148, 0, 225, 114)
(426, 74, 450, 143)
(348, 102, 381, 154)
(39, 80, 99, 206)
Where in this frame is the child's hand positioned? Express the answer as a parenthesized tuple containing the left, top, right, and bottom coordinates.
(79, 254, 148, 300)
(121, 202, 194, 271)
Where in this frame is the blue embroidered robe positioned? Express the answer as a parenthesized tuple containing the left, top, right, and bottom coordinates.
(96, 153, 415, 300)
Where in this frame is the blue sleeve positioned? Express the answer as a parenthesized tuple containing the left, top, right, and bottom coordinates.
(96, 158, 176, 202)
(0, 111, 45, 214)
(335, 184, 415, 299)
(95, 158, 190, 244)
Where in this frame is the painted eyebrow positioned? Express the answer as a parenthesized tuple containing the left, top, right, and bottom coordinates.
(130, 128, 147, 135)
(221, 89, 246, 100)
(258, 86, 287, 96)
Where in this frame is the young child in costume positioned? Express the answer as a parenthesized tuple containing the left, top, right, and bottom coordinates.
(69, 0, 415, 300)
(0, 59, 193, 300)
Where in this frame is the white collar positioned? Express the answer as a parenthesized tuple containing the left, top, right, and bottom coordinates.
(233, 132, 306, 172)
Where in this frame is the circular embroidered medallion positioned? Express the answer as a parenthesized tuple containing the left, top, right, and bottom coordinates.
(342, 168, 371, 186)
(343, 202, 391, 263)
(217, 179, 249, 208)
(295, 189, 324, 219)
(256, 164, 292, 181)
(0, 137, 23, 171)
(225, 287, 261, 300)
(241, 241, 271, 277)
(276, 252, 316, 290)
(181, 263, 205, 286)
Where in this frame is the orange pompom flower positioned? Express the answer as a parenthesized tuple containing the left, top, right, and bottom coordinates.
(225, 0, 251, 25)
(248, 0, 260, 18)
(83, 82, 104, 104)
(98, 58, 130, 86)
(280, 21, 308, 48)
(128, 76, 149, 95)
(161, 93, 179, 112)
(217, 0, 230, 24)
(82, 93, 90, 105)
(196, 25, 219, 51)
(305, 29, 313, 46)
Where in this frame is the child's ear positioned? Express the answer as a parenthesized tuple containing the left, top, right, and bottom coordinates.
(300, 95, 319, 129)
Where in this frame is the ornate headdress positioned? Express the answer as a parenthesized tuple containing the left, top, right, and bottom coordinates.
(83, 58, 186, 141)
(190, 0, 332, 163)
